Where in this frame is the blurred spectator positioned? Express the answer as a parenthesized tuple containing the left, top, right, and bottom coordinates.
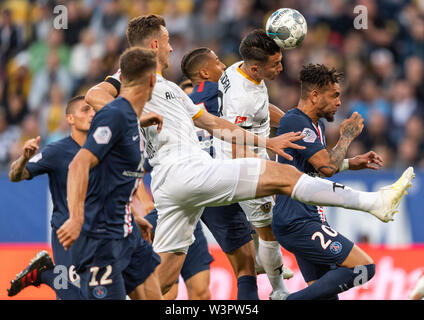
(395, 137, 420, 169)
(369, 48, 398, 91)
(89, 0, 128, 43)
(162, 0, 192, 36)
(62, 0, 91, 46)
(5, 93, 28, 126)
(404, 56, 424, 106)
(0, 108, 20, 170)
(101, 33, 123, 76)
(348, 77, 391, 123)
(390, 78, 418, 143)
(0, 0, 423, 172)
(188, 0, 223, 47)
(0, 8, 23, 66)
(27, 49, 72, 112)
(28, 1, 54, 43)
(28, 28, 70, 74)
(38, 84, 65, 139)
(69, 28, 104, 87)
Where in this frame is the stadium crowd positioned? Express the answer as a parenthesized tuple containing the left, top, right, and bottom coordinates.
(0, 0, 423, 171)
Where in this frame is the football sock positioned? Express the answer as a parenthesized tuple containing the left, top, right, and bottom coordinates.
(291, 174, 382, 212)
(237, 275, 259, 300)
(40, 269, 83, 300)
(286, 264, 375, 300)
(258, 238, 289, 294)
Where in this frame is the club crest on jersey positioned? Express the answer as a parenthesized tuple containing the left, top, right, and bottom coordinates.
(29, 153, 42, 163)
(330, 241, 342, 254)
(302, 128, 317, 143)
(92, 285, 107, 299)
(93, 126, 112, 144)
(260, 202, 272, 213)
(235, 116, 247, 125)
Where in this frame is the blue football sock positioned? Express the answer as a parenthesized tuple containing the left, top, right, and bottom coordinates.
(40, 269, 83, 300)
(287, 264, 375, 300)
(237, 275, 259, 300)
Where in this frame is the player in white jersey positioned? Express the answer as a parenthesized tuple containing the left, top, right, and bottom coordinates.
(85, 15, 414, 296)
(215, 30, 290, 299)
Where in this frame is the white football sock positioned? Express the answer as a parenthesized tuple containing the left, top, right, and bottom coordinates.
(258, 238, 289, 294)
(291, 174, 383, 212)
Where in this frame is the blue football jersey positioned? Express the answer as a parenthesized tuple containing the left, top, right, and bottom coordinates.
(83, 97, 144, 239)
(272, 108, 327, 231)
(26, 136, 98, 230)
(189, 81, 220, 157)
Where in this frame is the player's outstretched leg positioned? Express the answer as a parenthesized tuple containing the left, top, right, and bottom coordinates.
(257, 162, 414, 222)
(7, 251, 54, 297)
(291, 167, 415, 222)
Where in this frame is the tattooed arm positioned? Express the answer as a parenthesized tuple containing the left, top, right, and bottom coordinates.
(308, 112, 364, 177)
(9, 136, 40, 182)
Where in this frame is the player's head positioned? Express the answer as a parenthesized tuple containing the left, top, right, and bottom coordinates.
(181, 47, 226, 84)
(66, 96, 95, 132)
(119, 47, 157, 101)
(126, 15, 172, 72)
(179, 79, 194, 95)
(239, 29, 282, 80)
(299, 64, 344, 122)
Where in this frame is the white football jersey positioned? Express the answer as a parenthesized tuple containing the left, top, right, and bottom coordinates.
(215, 61, 270, 160)
(105, 71, 207, 171)
(141, 74, 207, 167)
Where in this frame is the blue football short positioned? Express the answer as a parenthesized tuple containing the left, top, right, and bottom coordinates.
(274, 220, 354, 283)
(201, 203, 253, 253)
(71, 225, 161, 300)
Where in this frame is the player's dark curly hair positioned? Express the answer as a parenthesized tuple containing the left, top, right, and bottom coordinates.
(181, 47, 212, 81)
(299, 64, 344, 98)
(239, 29, 281, 65)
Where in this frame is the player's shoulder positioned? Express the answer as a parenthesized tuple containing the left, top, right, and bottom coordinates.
(278, 108, 312, 131)
(190, 81, 218, 100)
(100, 97, 129, 117)
(30, 136, 72, 163)
(45, 136, 74, 151)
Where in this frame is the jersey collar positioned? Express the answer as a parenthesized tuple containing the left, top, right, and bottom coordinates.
(237, 63, 261, 85)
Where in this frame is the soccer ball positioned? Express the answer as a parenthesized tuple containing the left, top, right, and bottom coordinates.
(266, 8, 307, 50)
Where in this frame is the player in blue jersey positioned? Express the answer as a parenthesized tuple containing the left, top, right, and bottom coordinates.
(272, 63, 404, 299)
(56, 48, 164, 300)
(85, 15, 414, 298)
(7, 96, 94, 299)
(181, 47, 265, 300)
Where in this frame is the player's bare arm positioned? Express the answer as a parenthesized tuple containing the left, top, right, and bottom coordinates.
(9, 136, 41, 182)
(57, 148, 99, 250)
(194, 110, 305, 161)
(309, 112, 364, 177)
(269, 103, 285, 128)
(85, 81, 118, 112)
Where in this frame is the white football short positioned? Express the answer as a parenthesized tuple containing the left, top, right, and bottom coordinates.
(151, 155, 262, 254)
(239, 196, 274, 229)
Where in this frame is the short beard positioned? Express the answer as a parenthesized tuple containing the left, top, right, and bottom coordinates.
(324, 113, 334, 122)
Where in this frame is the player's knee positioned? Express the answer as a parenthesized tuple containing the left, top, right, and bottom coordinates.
(188, 285, 211, 300)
